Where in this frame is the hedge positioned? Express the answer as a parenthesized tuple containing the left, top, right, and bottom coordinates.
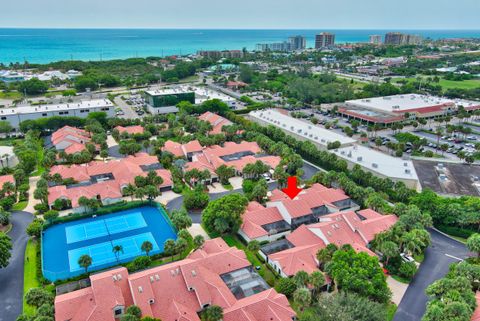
(436, 224, 476, 239)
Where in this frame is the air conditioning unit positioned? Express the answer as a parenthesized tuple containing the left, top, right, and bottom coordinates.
(372, 163, 378, 168)
(357, 156, 362, 161)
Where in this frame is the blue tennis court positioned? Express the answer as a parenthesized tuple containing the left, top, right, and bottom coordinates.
(65, 212, 147, 244)
(42, 206, 177, 281)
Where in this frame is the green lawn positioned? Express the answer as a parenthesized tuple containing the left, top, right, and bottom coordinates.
(13, 201, 28, 211)
(393, 76, 480, 90)
(386, 303, 398, 321)
(222, 183, 234, 191)
(391, 274, 411, 284)
(413, 253, 425, 263)
(23, 239, 40, 315)
(0, 91, 22, 100)
(0, 137, 22, 147)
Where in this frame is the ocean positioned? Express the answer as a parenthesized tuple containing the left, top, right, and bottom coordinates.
(0, 29, 479, 64)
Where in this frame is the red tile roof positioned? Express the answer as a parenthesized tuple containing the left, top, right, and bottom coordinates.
(162, 141, 185, 158)
(114, 125, 145, 135)
(55, 238, 295, 321)
(52, 126, 92, 155)
(198, 112, 233, 135)
(268, 210, 397, 276)
(48, 153, 172, 208)
(0, 174, 15, 190)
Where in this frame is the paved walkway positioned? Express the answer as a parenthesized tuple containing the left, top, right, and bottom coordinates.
(387, 276, 408, 305)
(187, 224, 210, 240)
(24, 176, 40, 214)
(0, 211, 34, 321)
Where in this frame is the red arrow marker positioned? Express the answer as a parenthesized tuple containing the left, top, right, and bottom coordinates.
(282, 176, 302, 199)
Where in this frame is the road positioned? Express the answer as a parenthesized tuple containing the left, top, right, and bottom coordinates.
(393, 228, 471, 321)
(0, 211, 34, 321)
(113, 96, 140, 119)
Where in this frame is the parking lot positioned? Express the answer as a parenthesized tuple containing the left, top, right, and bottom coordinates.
(413, 160, 480, 196)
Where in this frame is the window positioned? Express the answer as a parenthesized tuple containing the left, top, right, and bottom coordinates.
(113, 306, 124, 316)
(42, 113, 47, 116)
(0, 117, 5, 120)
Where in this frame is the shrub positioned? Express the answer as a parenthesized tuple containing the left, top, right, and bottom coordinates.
(34, 203, 49, 214)
(275, 277, 297, 297)
(127, 256, 152, 272)
(398, 261, 417, 280)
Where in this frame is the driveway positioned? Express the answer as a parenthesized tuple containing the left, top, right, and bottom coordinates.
(393, 228, 471, 321)
(0, 211, 34, 321)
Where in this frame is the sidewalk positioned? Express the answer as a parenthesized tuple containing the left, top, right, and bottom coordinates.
(24, 176, 40, 214)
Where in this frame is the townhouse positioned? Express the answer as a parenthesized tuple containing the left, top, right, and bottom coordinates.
(51, 126, 93, 155)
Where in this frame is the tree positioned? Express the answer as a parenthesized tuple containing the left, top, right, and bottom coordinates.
(123, 184, 137, 201)
(171, 209, 193, 230)
(19, 78, 48, 95)
(202, 193, 248, 234)
(120, 314, 139, 321)
(316, 243, 338, 269)
(379, 241, 399, 266)
(25, 288, 53, 308)
(144, 185, 160, 201)
(247, 240, 260, 253)
(325, 247, 391, 303)
(310, 271, 326, 294)
(26, 219, 43, 238)
(43, 210, 59, 223)
(467, 233, 480, 257)
(398, 262, 417, 280)
(141, 241, 153, 256)
(201, 305, 223, 321)
(0, 121, 12, 135)
(0, 232, 12, 268)
(275, 277, 297, 297)
(164, 239, 176, 261)
(293, 287, 312, 311)
(193, 235, 205, 249)
(174, 238, 188, 260)
(126, 305, 142, 319)
(78, 254, 92, 273)
(112, 245, 124, 261)
(250, 179, 268, 203)
(302, 292, 387, 321)
(215, 165, 235, 185)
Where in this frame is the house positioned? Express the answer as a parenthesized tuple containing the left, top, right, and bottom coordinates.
(198, 111, 234, 135)
(161, 140, 203, 160)
(183, 141, 281, 184)
(48, 153, 173, 212)
(114, 125, 145, 136)
(239, 184, 359, 243)
(262, 209, 398, 277)
(226, 81, 248, 90)
(51, 126, 92, 155)
(54, 238, 296, 321)
(0, 174, 15, 190)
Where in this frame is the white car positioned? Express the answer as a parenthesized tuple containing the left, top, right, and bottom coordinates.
(400, 253, 415, 263)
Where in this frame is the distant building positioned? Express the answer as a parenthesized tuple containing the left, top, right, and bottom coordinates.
(0, 71, 25, 83)
(369, 35, 382, 44)
(288, 35, 306, 50)
(384, 32, 423, 45)
(197, 50, 244, 59)
(315, 32, 335, 48)
(256, 35, 306, 52)
(0, 99, 114, 130)
(144, 88, 195, 114)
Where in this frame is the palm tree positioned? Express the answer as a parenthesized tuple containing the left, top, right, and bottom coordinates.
(310, 271, 325, 295)
(293, 287, 312, 311)
(401, 232, 422, 256)
(380, 241, 399, 266)
(193, 235, 205, 249)
(112, 245, 124, 262)
(78, 254, 92, 273)
(201, 305, 223, 321)
(247, 240, 260, 253)
(141, 241, 153, 256)
(123, 184, 136, 201)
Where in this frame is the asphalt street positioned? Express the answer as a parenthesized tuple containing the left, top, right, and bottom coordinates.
(0, 211, 34, 321)
(393, 228, 471, 321)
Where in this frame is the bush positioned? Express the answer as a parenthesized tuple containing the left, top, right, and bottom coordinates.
(0, 196, 15, 210)
(25, 288, 53, 308)
(34, 203, 49, 214)
(183, 187, 209, 210)
(127, 256, 152, 272)
(398, 261, 417, 280)
(436, 224, 476, 239)
(275, 277, 297, 297)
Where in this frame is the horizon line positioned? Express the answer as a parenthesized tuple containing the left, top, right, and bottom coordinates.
(0, 27, 479, 31)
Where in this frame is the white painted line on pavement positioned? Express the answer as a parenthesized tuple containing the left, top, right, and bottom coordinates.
(445, 253, 464, 261)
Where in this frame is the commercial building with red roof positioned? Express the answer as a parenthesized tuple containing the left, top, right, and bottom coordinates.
(48, 153, 173, 212)
(239, 183, 358, 243)
(114, 125, 145, 135)
(54, 238, 296, 321)
(51, 126, 93, 155)
(261, 209, 397, 277)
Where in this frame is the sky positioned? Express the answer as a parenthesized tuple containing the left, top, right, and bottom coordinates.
(1, 0, 479, 29)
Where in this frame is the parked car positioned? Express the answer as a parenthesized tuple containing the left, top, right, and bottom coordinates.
(400, 253, 415, 263)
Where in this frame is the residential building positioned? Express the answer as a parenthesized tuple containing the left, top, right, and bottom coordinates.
(197, 50, 244, 59)
(48, 153, 173, 212)
(183, 141, 281, 184)
(145, 88, 195, 114)
(256, 35, 306, 52)
(0, 146, 18, 168)
(262, 209, 397, 277)
(0, 174, 15, 190)
(54, 238, 296, 321)
(384, 32, 423, 45)
(0, 70, 25, 83)
(288, 35, 307, 50)
(315, 32, 335, 48)
(51, 126, 92, 155)
(198, 111, 234, 134)
(369, 35, 382, 44)
(239, 183, 359, 243)
(0, 99, 114, 130)
(114, 125, 145, 135)
(162, 139, 203, 160)
(249, 109, 356, 150)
